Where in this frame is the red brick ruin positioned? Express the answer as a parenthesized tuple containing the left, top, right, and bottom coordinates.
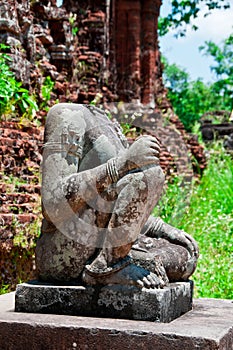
(0, 0, 206, 288)
(0, 0, 164, 105)
(112, 0, 161, 105)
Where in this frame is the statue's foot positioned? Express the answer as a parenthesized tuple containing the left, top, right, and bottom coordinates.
(82, 262, 166, 289)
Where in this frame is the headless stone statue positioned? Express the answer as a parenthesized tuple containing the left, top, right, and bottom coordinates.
(36, 103, 199, 289)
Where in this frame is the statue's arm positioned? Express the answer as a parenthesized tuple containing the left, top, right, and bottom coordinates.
(143, 216, 199, 260)
(62, 160, 126, 211)
(42, 135, 161, 220)
(63, 135, 161, 209)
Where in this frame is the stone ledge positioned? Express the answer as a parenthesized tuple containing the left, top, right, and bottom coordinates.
(15, 281, 193, 323)
(0, 293, 233, 350)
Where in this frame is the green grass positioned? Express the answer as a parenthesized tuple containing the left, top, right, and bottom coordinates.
(154, 143, 233, 299)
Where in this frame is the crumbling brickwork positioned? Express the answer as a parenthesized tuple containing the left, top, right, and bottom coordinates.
(0, 0, 164, 105)
(0, 121, 43, 288)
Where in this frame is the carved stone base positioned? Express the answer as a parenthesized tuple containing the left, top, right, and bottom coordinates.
(15, 281, 193, 322)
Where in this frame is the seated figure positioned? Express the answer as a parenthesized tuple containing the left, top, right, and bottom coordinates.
(36, 104, 199, 289)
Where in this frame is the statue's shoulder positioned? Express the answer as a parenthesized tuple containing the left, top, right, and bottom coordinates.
(46, 103, 109, 128)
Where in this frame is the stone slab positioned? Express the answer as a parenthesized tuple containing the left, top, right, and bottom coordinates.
(0, 293, 232, 350)
(15, 281, 193, 323)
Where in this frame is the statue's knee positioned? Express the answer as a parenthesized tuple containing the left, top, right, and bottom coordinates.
(146, 165, 165, 183)
(116, 166, 164, 198)
(116, 172, 147, 194)
(142, 165, 165, 197)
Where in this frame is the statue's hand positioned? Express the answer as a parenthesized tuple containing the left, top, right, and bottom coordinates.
(122, 135, 161, 171)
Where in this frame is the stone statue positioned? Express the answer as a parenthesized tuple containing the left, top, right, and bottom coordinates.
(36, 103, 199, 289)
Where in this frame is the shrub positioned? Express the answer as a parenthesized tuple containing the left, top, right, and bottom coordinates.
(0, 44, 38, 120)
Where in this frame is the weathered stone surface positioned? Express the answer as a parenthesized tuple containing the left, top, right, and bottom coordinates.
(1, 293, 233, 350)
(35, 104, 198, 291)
(15, 281, 193, 323)
(201, 122, 233, 141)
(224, 132, 233, 150)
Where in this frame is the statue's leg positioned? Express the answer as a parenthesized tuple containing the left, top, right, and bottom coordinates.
(136, 216, 199, 280)
(35, 226, 96, 282)
(82, 165, 167, 288)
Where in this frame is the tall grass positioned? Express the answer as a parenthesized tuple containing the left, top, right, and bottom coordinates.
(154, 143, 233, 299)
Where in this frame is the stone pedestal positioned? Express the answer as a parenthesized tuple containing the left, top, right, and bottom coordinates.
(0, 293, 232, 350)
(15, 281, 193, 323)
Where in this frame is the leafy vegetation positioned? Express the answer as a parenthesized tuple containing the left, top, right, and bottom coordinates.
(200, 33, 233, 111)
(69, 13, 79, 36)
(0, 44, 38, 120)
(162, 32, 233, 131)
(159, 0, 231, 37)
(0, 284, 10, 295)
(156, 26, 232, 297)
(153, 142, 233, 299)
(40, 76, 55, 111)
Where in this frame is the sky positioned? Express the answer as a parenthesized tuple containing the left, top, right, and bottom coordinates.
(159, 1, 233, 83)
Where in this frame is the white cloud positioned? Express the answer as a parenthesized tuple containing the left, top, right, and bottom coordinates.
(180, 6, 233, 42)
